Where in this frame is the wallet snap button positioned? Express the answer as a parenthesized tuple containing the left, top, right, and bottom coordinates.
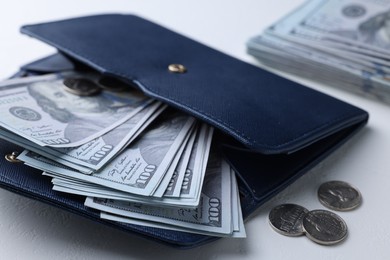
(5, 152, 22, 163)
(168, 64, 187, 73)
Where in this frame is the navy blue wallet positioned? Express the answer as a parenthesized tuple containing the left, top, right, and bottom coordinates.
(0, 14, 368, 248)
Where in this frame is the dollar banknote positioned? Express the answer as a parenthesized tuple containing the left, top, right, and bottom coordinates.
(4, 102, 166, 174)
(18, 110, 195, 196)
(53, 102, 165, 171)
(0, 73, 152, 148)
(99, 168, 246, 238)
(299, 0, 390, 52)
(23, 124, 215, 208)
(260, 0, 390, 70)
(180, 124, 213, 201)
(152, 126, 196, 197)
(150, 125, 195, 197)
(248, 34, 378, 75)
(248, 39, 390, 102)
(0, 70, 246, 237)
(264, 0, 390, 55)
(0, 102, 165, 173)
(162, 129, 197, 197)
(247, 0, 390, 103)
(84, 154, 233, 235)
(163, 124, 212, 198)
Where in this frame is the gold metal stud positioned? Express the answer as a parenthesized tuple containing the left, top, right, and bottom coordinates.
(5, 152, 22, 163)
(168, 64, 187, 73)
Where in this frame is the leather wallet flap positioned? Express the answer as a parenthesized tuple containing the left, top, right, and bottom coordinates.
(20, 14, 368, 154)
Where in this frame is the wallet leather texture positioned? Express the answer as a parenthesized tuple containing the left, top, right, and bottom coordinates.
(0, 14, 369, 248)
(20, 14, 368, 154)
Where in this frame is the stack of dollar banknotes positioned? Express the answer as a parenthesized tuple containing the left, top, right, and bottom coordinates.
(0, 72, 246, 238)
(247, 0, 390, 103)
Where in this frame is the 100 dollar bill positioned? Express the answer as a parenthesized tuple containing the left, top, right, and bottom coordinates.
(0, 73, 151, 148)
(0, 102, 165, 173)
(19, 110, 195, 196)
(22, 125, 215, 207)
(85, 155, 233, 234)
(99, 168, 246, 237)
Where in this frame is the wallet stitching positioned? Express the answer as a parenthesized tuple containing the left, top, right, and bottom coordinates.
(24, 30, 364, 150)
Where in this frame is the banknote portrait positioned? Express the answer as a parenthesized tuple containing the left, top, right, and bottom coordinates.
(137, 114, 189, 165)
(26, 78, 146, 144)
(332, 7, 390, 49)
(357, 10, 390, 49)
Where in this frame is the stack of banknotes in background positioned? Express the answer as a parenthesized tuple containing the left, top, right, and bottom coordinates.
(247, 0, 390, 104)
(0, 72, 246, 238)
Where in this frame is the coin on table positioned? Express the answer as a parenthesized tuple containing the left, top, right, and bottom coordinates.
(318, 181, 362, 211)
(63, 78, 102, 96)
(268, 204, 309, 236)
(303, 209, 348, 245)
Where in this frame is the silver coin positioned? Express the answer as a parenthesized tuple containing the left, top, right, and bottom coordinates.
(318, 181, 362, 211)
(303, 210, 348, 245)
(268, 204, 309, 236)
(63, 78, 102, 96)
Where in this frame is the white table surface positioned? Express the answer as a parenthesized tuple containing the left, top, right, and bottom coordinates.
(0, 0, 389, 259)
